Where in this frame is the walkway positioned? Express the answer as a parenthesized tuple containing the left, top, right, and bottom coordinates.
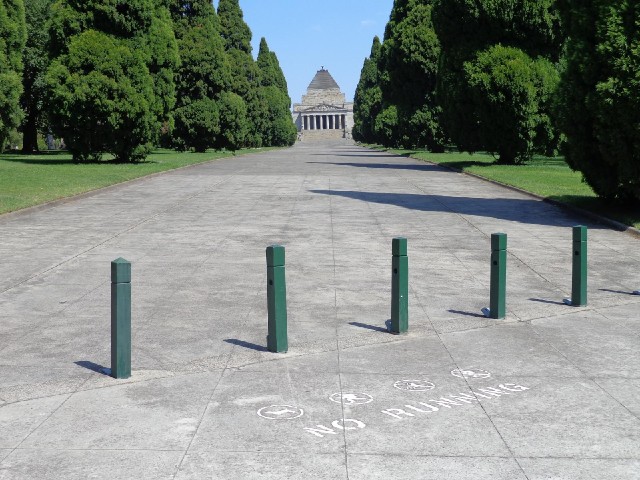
(1, 142, 639, 479)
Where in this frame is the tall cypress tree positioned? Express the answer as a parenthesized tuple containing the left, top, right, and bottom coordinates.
(170, 0, 235, 151)
(257, 38, 288, 97)
(217, 0, 251, 53)
(432, 0, 562, 163)
(255, 37, 296, 146)
(46, 0, 177, 162)
(556, 1, 640, 203)
(353, 36, 383, 144)
(377, 0, 444, 150)
(146, 0, 179, 143)
(218, 0, 261, 147)
(0, 0, 26, 151)
(20, 0, 52, 152)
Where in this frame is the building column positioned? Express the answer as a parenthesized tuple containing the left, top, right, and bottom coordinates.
(341, 115, 346, 129)
(335, 114, 339, 129)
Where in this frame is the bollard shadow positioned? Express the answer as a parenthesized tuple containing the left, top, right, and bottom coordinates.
(75, 360, 110, 375)
(448, 309, 487, 318)
(349, 320, 392, 333)
(224, 339, 269, 352)
(309, 189, 601, 228)
(529, 298, 566, 306)
(599, 288, 637, 296)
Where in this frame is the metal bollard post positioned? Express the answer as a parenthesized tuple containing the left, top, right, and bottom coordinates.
(266, 245, 288, 353)
(111, 258, 131, 379)
(482, 233, 507, 319)
(564, 226, 587, 306)
(390, 237, 408, 334)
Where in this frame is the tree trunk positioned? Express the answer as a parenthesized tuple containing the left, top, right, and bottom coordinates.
(22, 114, 39, 153)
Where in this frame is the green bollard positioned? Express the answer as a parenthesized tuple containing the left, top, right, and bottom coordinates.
(390, 237, 408, 334)
(111, 258, 131, 379)
(482, 233, 507, 319)
(266, 245, 288, 353)
(564, 226, 587, 306)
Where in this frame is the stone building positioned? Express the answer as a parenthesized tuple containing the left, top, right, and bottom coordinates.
(292, 68, 354, 141)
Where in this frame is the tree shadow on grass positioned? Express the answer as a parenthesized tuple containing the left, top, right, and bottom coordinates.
(548, 195, 640, 228)
(0, 154, 159, 166)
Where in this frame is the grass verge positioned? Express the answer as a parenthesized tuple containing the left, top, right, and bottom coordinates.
(0, 148, 278, 215)
(378, 147, 640, 230)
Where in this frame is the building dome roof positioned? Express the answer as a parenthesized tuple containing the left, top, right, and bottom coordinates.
(307, 68, 340, 90)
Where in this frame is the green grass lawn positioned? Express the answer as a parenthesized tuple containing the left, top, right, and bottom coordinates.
(0, 148, 277, 215)
(382, 147, 640, 229)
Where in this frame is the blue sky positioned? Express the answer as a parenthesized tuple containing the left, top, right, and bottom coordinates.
(212, 0, 394, 104)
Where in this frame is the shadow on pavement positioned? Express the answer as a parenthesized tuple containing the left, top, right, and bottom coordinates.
(309, 189, 589, 227)
(529, 298, 566, 305)
(349, 321, 391, 333)
(599, 288, 637, 296)
(75, 360, 109, 374)
(308, 161, 440, 171)
(448, 309, 486, 318)
(224, 338, 268, 352)
(309, 154, 402, 158)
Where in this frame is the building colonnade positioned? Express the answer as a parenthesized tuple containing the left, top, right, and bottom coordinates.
(301, 114, 346, 131)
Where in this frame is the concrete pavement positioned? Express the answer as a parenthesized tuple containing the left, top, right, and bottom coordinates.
(1, 141, 639, 479)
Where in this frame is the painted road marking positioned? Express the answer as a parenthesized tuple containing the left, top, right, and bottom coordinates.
(451, 368, 491, 379)
(393, 380, 436, 391)
(381, 383, 529, 420)
(257, 405, 304, 420)
(304, 419, 367, 437)
(329, 393, 373, 405)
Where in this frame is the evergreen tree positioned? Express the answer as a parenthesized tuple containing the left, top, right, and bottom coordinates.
(556, 1, 640, 203)
(46, 0, 177, 162)
(146, 0, 179, 143)
(255, 37, 296, 146)
(170, 0, 232, 151)
(218, 0, 261, 147)
(353, 36, 383, 143)
(432, 0, 563, 163)
(21, 0, 52, 152)
(217, 0, 251, 53)
(0, 0, 26, 151)
(257, 37, 288, 96)
(46, 30, 156, 162)
(465, 45, 559, 163)
(377, 0, 444, 150)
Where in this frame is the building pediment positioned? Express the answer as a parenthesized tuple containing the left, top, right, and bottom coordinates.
(303, 104, 346, 112)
